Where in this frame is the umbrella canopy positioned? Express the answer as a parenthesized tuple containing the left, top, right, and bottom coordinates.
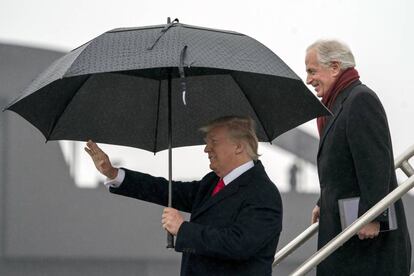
(5, 20, 329, 151)
(4, 19, 329, 248)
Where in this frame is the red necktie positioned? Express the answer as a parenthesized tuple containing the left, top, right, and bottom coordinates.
(212, 178, 225, 196)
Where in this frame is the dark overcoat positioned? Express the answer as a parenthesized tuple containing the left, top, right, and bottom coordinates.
(316, 80, 411, 275)
(110, 160, 282, 276)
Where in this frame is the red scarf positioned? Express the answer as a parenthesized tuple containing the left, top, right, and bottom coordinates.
(317, 68, 360, 136)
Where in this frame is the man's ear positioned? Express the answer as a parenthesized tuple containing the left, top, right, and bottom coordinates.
(331, 61, 341, 77)
(235, 141, 245, 155)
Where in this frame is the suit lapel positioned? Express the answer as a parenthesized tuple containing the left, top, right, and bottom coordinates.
(191, 181, 241, 220)
(317, 81, 361, 157)
(191, 163, 256, 221)
(196, 175, 220, 209)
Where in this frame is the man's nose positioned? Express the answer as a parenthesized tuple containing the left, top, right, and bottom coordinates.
(204, 144, 209, 153)
(306, 74, 312, 85)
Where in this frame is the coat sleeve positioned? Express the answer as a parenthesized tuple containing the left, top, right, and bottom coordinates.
(174, 191, 282, 260)
(346, 91, 393, 222)
(109, 168, 201, 213)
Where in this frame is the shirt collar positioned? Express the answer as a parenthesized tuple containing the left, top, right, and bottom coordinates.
(222, 160, 254, 185)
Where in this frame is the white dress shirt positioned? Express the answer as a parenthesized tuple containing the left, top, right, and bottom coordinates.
(221, 160, 254, 185)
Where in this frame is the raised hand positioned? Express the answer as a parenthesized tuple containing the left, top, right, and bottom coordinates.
(84, 140, 118, 179)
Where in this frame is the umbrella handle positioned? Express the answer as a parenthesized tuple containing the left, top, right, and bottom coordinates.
(167, 232, 175, 248)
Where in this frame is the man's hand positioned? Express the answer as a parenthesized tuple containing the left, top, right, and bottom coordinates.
(311, 205, 320, 224)
(162, 207, 184, 236)
(84, 140, 118, 179)
(357, 221, 380, 240)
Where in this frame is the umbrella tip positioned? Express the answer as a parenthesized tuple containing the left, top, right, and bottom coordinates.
(167, 17, 179, 24)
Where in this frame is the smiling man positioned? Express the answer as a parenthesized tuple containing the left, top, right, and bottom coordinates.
(85, 116, 282, 276)
(305, 40, 411, 275)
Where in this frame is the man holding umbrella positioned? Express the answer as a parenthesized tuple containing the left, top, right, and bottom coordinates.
(3, 19, 328, 275)
(85, 116, 282, 276)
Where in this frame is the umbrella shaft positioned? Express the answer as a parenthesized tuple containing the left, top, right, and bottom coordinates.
(167, 70, 174, 249)
(168, 71, 172, 208)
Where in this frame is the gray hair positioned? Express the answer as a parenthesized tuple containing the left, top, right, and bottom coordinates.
(307, 39, 356, 69)
(200, 116, 260, 160)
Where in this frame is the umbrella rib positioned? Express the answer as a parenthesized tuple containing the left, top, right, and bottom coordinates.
(152, 79, 162, 153)
(147, 20, 179, 50)
(46, 75, 91, 140)
(230, 73, 272, 142)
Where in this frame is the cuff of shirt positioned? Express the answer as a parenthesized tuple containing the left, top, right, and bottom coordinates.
(104, 168, 125, 189)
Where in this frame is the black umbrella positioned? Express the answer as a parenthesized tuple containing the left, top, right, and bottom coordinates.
(4, 18, 329, 248)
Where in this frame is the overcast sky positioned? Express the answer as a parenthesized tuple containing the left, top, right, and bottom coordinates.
(1, 0, 413, 190)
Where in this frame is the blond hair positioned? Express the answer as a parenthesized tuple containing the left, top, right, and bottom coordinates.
(200, 116, 260, 160)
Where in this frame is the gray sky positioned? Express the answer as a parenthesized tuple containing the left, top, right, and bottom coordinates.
(1, 0, 413, 190)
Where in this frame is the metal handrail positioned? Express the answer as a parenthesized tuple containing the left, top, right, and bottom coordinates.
(395, 144, 414, 176)
(290, 174, 414, 275)
(290, 144, 414, 276)
(273, 222, 319, 266)
(272, 145, 414, 273)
